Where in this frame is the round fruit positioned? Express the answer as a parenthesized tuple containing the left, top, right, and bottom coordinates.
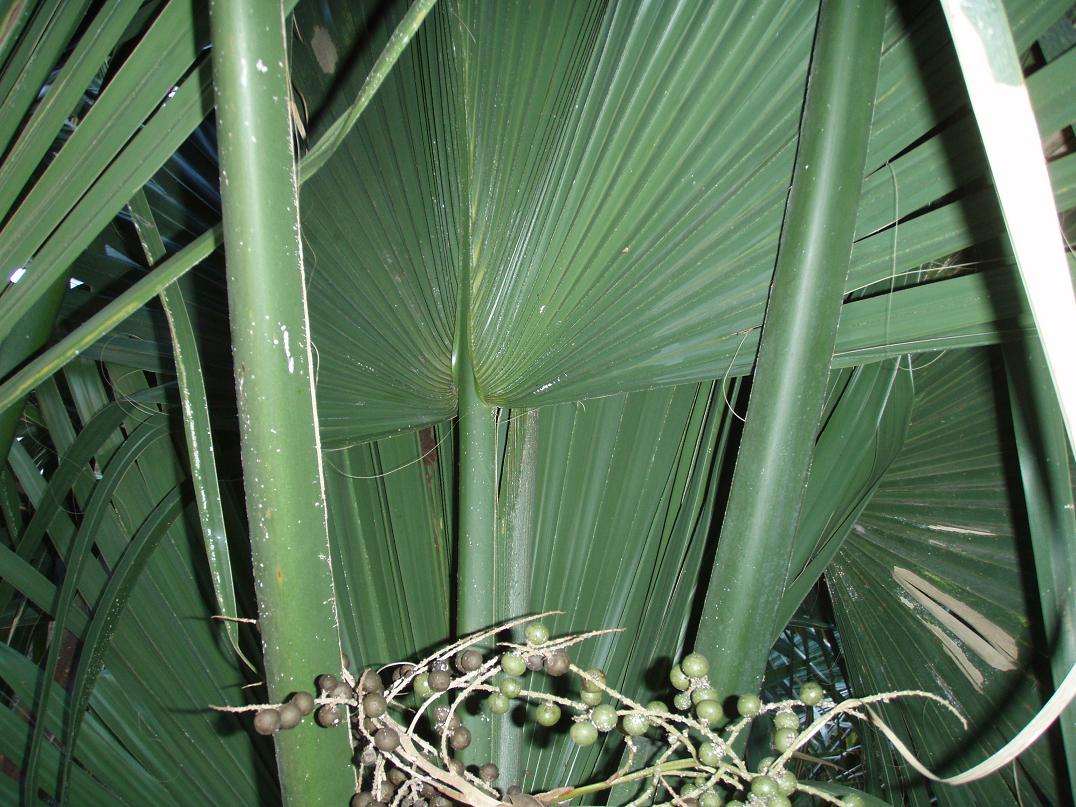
(428, 670, 452, 692)
(506, 786, 523, 796)
(535, 702, 561, 727)
(525, 622, 550, 645)
(699, 791, 723, 807)
(621, 713, 649, 736)
(692, 687, 719, 705)
(581, 669, 605, 692)
(750, 775, 777, 797)
(673, 692, 692, 711)
(680, 799, 699, 807)
(773, 710, 799, 731)
(843, 796, 865, 807)
(580, 690, 603, 706)
(569, 721, 599, 746)
(374, 781, 395, 801)
(350, 793, 372, 807)
(374, 727, 400, 751)
(329, 682, 350, 700)
(698, 741, 723, 767)
(455, 649, 484, 672)
(363, 693, 388, 718)
(414, 673, 434, 698)
(681, 652, 709, 678)
(773, 727, 797, 753)
(447, 759, 464, 776)
(799, 681, 824, 706)
(769, 797, 792, 807)
(592, 704, 618, 732)
(544, 650, 570, 677)
(501, 653, 527, 676)
(646, 700, 669, 714)
(291, 691, 315, 716)
(316, 705, 342, 727)
(757, 756, 776, 771)
(254, 708, 281, 735)
(736, 693, 762, 717)
(670, 664, 691, 691)
(500, 677, 522, 698)
(317, 673, 339, 694)
(450, 726, 472, 750)
(525, 654, 544, 671)
(388, 768, 407, 785)
(775, 768, 797, 796)
(695, 699, 723, 726)
(278, 702, 302, 729)
(431, 799, 452, 807)
(486, 693, 510, 715)
(359, 669, 385, 694)
(478, 763, 499, 782)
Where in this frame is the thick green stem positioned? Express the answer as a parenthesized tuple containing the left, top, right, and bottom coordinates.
(1005, 342, 1076, 794)
(209, 2, 353, 805)
(453, 258, 498, 762)
(695, 0, 886, 698)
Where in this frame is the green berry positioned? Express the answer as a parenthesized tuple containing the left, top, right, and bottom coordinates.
(775, 768, 798, 796)
(535, 702, 561, 727)
(757, 756, 776, 771)
(799, 681, 824, 706)
(695, 699, 723, 726)
(769, 797, 792, 807)
(699, 741, 723, 767)
(525, 622, 550, 645)
(499, 677, 522, 698)
(413, 673, 433, 698)
(773, 710, 799, 731)
(842, 796, 866, 807)
(501, 653, 526, 676)
(592, 704, 618, 732)
(254, 708, 281, 735)
(673, 692, 692, 711)
(774, 727, 797, 753)
(486, 693, 511, 715)
(581, 669, 605, 692)
(699, 791, 723, 807)
(736, 693, 762, 717)
(646, 700, 669, 714)
(670, 664, 691, 691)
(580, 689, 603, 706)
(681, 652, 709, 678)
(692, 686, 719, 705)
(750, 775, 777, 798)
(621, 713, 649, 736)
(569, 721, 599, 746)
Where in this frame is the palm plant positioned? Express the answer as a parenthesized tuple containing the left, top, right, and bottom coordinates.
(0, 0, 1073, 805)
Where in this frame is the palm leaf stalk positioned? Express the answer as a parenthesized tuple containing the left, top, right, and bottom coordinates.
(1005, 341, 1076, 792)
(454, 255, 499, 765)
(209, 1, 354, 804)
(695, 0, 886, 697)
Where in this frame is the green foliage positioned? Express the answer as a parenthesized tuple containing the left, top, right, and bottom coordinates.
(0, 0, 1074, 805)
